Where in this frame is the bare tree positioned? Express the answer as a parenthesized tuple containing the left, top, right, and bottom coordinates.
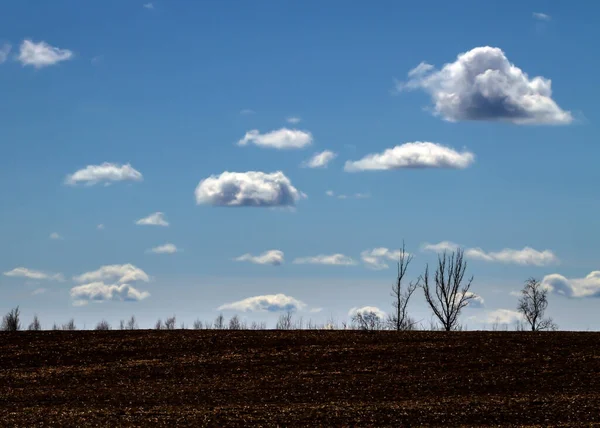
(250, 321, 266, 330)
(164, 316, 176, 330)
(192, 319, 203, 329)
(95, 320, 111, 330)
(422, 249, 474, 331)
(119, 320, 125, 330)
(52, 322, 59, 331)
(276, 311, 294, 330)
(28, 314, 42, 331)
(517, 278, 557, 331)
(154, 319, 163, 330)
(389, 241, 418, 331)
(228, 315, 242, 330)
(61, 319, 77, 331)
(1, 307, 21, 331)
(126, 315, 138, 330)
(351, 310, 384, 331)
(214, 313, 225, 330)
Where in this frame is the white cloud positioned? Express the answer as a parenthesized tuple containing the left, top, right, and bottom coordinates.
(533, 12, 551, 21)
(325, 190, 335, 197)
(70, 282, 150, 303)
(422, 241, 559, 266)
(348, 306, 386, 319)
(237, 128, 313, 149)
(509, 290, 522, 297)
(286, 116, 302, 124)
(542, 271, 600, 298)
(32, 288, 47, 296)
(195, 171, 306, 207)
(18, 39, 73, 68)
(293, 254, 357, 266)
(74, 264, 149, 284)
(344, 142, 474, 172)
(400, 46, 571, 124)
(218, 294, 306, 312)
(97, 224, 105, 230)
(459, 292, 485, 308)
(148, 243, 179, 254)
(0, 43, 11, 64)
(135, 212, 169, 227)
(302, 150, 337, 168)
(326, 190, 370, 200)
(65, 162, 143, 186)
(240, 109, 255, 115)
(234, 250, 284, 266)
(354, 193, 370, 199)
(360, 248, 403, 270)
(465, 246, 558, 266)
(143, 2, 154, 9)
(49, 232, 63, 240)
(3, 267, 63, 281)
(483, 309, 523, 324)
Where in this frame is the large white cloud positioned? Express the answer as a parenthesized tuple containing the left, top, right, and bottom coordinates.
(302, 150, 337, 168)
(483, 309, 524, 324)
(422, 241, 558, 266)
(3, 267, 64, 281)
(70, 282, 150, 303)
(65, 162, 143, 186)
(400, 46, 572, 124)
(234, 250, 284, 266)
(218, 294, 306, 312)
(348, 306, 386, 319)
(74, 264, 149, 284)
(542, 271, 600, 298)
(237, 128, 313, 149)
(0, 43, 11, 64)
(136, 212, 169, 227)
(293, 254, 357, 266)
(147, 243, 179, 254)
(344, 142, 474, 172)
(195, 171, 305, 207)
(18, 39, 73, 68)
(360, 248, 403, 270)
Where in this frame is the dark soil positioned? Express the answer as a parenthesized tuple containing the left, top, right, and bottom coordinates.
(1, 330, 599, 426)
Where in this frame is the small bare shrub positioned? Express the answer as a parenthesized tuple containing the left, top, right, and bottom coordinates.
(1, 306, 21, 331)
(28, 314, 42, 331)
(95, 320, 111, 331)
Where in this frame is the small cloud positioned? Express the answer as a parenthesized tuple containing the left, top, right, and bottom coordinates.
(361, 248, 403, 270)
(143, 2, 154, 9)
(325, 190, 335, 197)
(509, 290, 521, 297)
(302, 150, 337, 168)
(337, 194, 348, 199)
(482, 309, 523, 325)
(18, 39, 73, 69)
(344, 142, 474, 172)
(533, 12, 551, 21)
(147, 243, 179, 254)
(460, 292, 485, 309)
(4, 267, 63, 281)
(65, 162, 143, 186)
(309, 307, 323, 313)
(49, 232, 63, 240)
(348, 306, 386, 319)
(240, 109, 255, 115)
(218, 294, 306, 312)
(135, 212, 169, 227)
(73, 264, 149, 284)
(234, 250, 284, 266)
(0, 43, 11, 64)
(32, 288, 47, 296)
(286, 116, 302, 124)
(238, 128, 313, 149)
(293, 254, 357, 266)
(354, 193, 370, 199)
(195, 171, 306, 208)
(421, 241, 460, 253)
(97, 224, 105, 230)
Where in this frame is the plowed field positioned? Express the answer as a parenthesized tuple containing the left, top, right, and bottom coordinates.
(1, 331, 599, 426)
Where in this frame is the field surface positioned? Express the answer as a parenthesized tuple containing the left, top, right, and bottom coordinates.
(1, 330, 599, 426)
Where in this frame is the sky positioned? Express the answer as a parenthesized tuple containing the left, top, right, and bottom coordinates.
(1, 0, 599, 330)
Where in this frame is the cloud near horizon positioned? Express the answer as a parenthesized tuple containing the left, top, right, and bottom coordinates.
(399, 46, 572, 124)
(234, 250, 284, 266)
(293, 253, 357, 266)
(70, 282, 150, 304)
(195, 171, 306, 207)
(73, 264, 149, 284)
(65, 162, 143, 186)
(218, 293, 306, 312)
(237, 128, 313, 149)
(348, 306, 386, 319)
(344, 142, 474, 171)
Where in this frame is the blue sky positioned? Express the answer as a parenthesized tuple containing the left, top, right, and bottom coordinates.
(1, 0, 599, 330)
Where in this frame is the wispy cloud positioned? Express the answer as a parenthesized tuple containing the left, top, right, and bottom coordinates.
(344, 142, 474, 172)
(135, 212, 169, 227)
(49, 232, 63, 240)
(147, 243, 179, 254)
(286, 116, 302, 124)
(3, 267, 64, 281)
(360, 248, 403, 270)
(533, 12, 551, 21)
(238, 128, 313, 149)
(143, 2, 154, 9)
(18, 39, 73, 68)
(302, 150, 337, 168)
(218, 294, 306, 312)
(0, 43, 11, 64)
(32, 288, 47, 296)
(293, 254, 357, 266)
(65, 162, 143, 186)
(234, 250, 284, 266)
